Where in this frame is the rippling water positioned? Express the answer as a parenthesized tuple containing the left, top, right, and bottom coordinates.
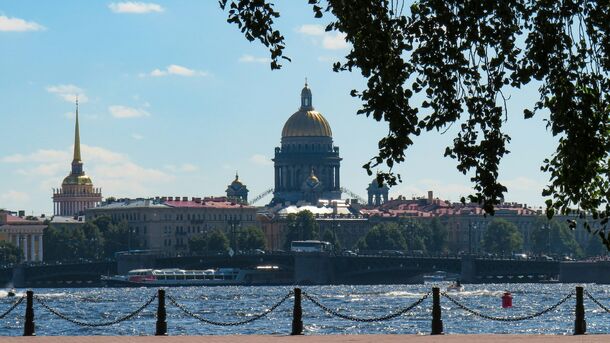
(0, 283, 609, 336)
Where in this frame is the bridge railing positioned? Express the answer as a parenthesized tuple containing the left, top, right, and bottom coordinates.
(3, 286, 610, 336)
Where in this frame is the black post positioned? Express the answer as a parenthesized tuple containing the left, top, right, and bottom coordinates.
(291, 288, 303, 335)
(155, 289, 167, 336)
(23, 290, 35, 336)
(431, 287, 443, 335)
(574, 286, 586, 335)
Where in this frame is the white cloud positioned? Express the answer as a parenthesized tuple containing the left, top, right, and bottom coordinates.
(297, 24, 325, 36)
(164, 164, 199, 173)
(109, 2, 164, 14)
(249, 154, 272, 166)
(46, 84, 88, 103)
(131, 133, 144, 140)
(4, 145, 174, 200)
(143, 64, 207, 77)
(16, 163, 64, 177)
(1, 149, 70, 163)
(500, 176, 543, 192)
(109, 105, 150, 118)
(238, 55, 272, 64)
(0, 15, 45, 32)
(0, 190, 30, 205)
(322, 33, 348, 50)
(297, 24, 349, 51)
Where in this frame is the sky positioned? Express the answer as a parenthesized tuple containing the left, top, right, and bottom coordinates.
(0, 1, 559, 216)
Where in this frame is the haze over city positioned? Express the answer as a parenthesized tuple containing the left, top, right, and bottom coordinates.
(1, 1, 557, 215)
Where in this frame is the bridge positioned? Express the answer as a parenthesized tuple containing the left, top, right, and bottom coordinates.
(2, 254, 566, 287)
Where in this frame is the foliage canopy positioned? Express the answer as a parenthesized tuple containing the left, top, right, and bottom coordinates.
(220, 0, 610, 249)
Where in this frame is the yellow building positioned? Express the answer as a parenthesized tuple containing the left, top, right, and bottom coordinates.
(0, 211, 46, 262)
(52, 100, 102, 216)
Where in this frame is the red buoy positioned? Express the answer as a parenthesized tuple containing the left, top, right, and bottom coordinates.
(502, 291, 513, 308)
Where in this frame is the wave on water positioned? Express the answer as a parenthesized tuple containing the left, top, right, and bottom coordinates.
(34, 292, 68, 298)
(383, 291, 429, 297)
(452, 289, 505, 297)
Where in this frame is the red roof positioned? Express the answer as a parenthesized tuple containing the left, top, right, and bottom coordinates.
(165, 199, 254, 209)
(3, 214, 42, 225)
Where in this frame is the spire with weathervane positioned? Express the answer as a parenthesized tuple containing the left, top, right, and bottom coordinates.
(53, 97, 102, 216)
(300, 78, 313, 110)
(71, 97, 84, 175)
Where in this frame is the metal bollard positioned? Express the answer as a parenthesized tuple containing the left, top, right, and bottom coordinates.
(155, 289, 167, 336)
(291, 288, 303, 335)
(431, 287, 443, 335)
(23, 290, 35, 336)
(574, 286, 586, 335)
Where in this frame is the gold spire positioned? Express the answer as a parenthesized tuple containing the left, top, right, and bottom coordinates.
(73, 97, 81, 162)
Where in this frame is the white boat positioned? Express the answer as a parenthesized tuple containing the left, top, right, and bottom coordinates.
(102, 266, 290, 287)
(446, 281, 464, 292)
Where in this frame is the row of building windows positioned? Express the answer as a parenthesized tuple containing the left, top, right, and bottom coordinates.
(99, 212, 254, 223)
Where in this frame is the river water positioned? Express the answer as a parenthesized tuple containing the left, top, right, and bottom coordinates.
(0, 283, 609, 336)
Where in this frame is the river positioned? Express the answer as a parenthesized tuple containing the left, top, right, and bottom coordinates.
(0, 283, 609, 336)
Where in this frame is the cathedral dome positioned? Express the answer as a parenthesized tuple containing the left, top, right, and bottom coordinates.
(281, 82, 332, 138)
(282, 110, 332, 138)
(62, 174, 93, 186)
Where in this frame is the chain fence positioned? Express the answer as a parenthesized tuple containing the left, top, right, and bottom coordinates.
(302, 291, 430, 322)
(34, 293, 157, 327)
(441, 291, 574, 322)
(0, 296, 25, 320)
(167, 291, 293, 326)
(584, 290, 610, 313)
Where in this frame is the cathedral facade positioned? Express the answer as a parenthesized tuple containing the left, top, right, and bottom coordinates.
(52, 101, 102, 216)
(272, 83, 342, 204)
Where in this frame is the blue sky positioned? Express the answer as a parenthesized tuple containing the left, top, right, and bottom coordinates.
(0, 1, 558, 215)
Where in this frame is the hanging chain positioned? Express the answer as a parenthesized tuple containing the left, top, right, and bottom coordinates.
(0, 296, 25, 320)
(584, 290, 610, 313)
(167, 291, 293, 326)
(441, 291, 574, 322)
(302, 291, 430, 322)
(34, 293, 157, 327)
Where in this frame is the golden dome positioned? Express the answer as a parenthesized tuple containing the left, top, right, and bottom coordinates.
(62, 174, 93, 185)
(281, 81, 332, 138)
(282, 110, 332, 137)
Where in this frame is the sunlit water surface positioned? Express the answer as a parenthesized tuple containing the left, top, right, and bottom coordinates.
(0, 283, 609, 336)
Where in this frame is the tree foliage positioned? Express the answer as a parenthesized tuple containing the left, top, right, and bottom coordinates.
(43, 216, 139, 262)
(238, 226, 267, 251)
(220, 0, 610, 249)
(0, 241, 20, 265)
(189, 229, 230, 254)
(531, 219, 583, 257)
(357, 222, 407, 251)
(482, 218, 523, 255)
(283, 210, 319, 250)
(321, 229, 341, 252)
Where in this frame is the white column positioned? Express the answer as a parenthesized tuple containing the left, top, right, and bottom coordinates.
(29, 235, 35, 262)
(21, 235, 27, 262)
(38, 235, 44, 262)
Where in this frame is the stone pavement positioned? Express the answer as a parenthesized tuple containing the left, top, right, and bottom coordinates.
(0, 336, 609, 343)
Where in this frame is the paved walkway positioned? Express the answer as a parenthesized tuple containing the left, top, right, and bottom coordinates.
(0, 336, 609, 343)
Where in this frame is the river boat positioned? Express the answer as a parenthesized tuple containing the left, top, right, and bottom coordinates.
(101, 266, 291, 287)
(446, 281, 464, 292)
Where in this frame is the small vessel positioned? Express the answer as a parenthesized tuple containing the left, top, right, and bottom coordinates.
(6, 289, 16, 297)
(102, 266, 290, 287)
(446, 280, 464, 292)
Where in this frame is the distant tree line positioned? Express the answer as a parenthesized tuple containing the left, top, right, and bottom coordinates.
(188, 226, 266, 255)
(43, 215, 137, 262)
